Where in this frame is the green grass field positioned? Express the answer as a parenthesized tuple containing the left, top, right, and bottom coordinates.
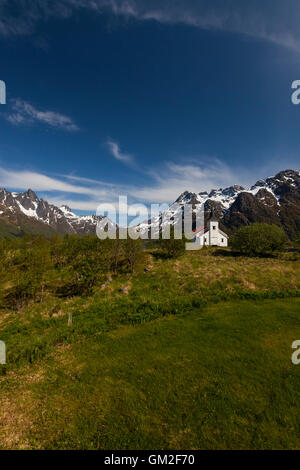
(0, 249, 300, 449)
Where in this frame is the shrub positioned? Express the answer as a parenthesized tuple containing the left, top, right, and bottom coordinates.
(159, 227, 186, 259)
(66, 236, 112, 295)
(294, 233, 300, 250)
(122, 238, 144, 273)
(231, 223, 287, 257)
(3, 244, 52, 308)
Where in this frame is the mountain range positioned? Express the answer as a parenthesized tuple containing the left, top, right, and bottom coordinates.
(0, 188, 103, 237)
(138, 169, 300, 239)
(0, 169, 299, 239)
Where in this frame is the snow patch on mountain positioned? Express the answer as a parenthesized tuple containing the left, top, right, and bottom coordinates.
(138, 169, 300, 235)
(0, 188, 103, 235)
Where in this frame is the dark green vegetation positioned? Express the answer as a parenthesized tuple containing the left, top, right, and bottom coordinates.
(158, 227, 186, 259)
(0, 233, 300, 449)
(0, 212, 56, 239)
(231, 223, 287, 257)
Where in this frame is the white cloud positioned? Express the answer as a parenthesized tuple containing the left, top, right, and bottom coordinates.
(0, 166, 128, 210)
(130, 159, 252, 203)
(2, 153, 295, 213)
(106, 138, 134, 165)
(5, 99, 79, 131)
(0, 157, 255, 212)
(46, 198, 104, 212)
(0, 167, 94, 195)
(0, 0, 299, 51)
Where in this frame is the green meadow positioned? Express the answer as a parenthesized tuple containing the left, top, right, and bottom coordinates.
(0, 239, 300, 449)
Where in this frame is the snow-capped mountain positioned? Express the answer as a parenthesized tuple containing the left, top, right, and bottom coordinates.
(138, 169, 300, 239)
(0, 188, 104, 237)
(0, 169, 299, 238)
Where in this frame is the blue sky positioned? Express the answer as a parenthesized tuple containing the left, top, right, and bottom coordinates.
(0, 0, 300, 213)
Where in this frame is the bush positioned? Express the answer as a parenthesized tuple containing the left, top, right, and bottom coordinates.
(294, 233, 300, 250)
(231, 223, 287, 257)
(3, 244, 52, 308)
(65, 236, 112, 295)
(159, 228, 186, 259)
(122, 238, 144, 273)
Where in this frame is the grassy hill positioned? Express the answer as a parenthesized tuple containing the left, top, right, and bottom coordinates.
(0, 212, 56, 238)
(0, 244, 300, 449)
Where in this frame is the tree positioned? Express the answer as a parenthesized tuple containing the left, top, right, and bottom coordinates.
(159, 227, 186, 259)
(122, 238, 143, 273)
(110, 237, 122, 273)
(294, 233, 300, 249)
(50, 234, 65, 267)
(231, 223, 287, 256)
(4, 243, 52, 308)
(68, 236, 110, 294)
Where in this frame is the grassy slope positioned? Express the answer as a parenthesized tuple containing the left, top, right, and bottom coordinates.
(0, 216, 56, 238)
(0, 250, 300, 449)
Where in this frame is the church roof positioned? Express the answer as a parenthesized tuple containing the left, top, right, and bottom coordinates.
(193, 226, 229, 238)
(208, 214, 219, 222)
(219, 229, 229, 238)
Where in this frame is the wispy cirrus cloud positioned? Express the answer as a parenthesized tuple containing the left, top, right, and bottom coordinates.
(0, 157, 256, 212)
(132, 159, 253, 203)
(106, 138, 134, 165)
(0, 150, 296, 212)
(0, 167, 92, 195)
(5, 99, 79, 131)
(0, 0, 299, 51)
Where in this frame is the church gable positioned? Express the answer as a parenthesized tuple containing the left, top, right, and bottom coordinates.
(194, 218, 228, 247)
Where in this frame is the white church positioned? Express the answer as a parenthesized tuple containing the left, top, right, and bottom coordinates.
(193, 216, 229, 247)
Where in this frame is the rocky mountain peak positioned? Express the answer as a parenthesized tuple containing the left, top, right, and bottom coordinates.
(222, 185, 245, 197)
(208, 189, 219, 198)
(61, 205, 72, 213)
(24, 189, 39, 201)
(138, 168, 300, 239)
(1, 168, 300, 239)
(251, 179, 266, 190)
(0, 188, 101, 236)
(16, 189, 39, 210)
(175, 191, 196, 203)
